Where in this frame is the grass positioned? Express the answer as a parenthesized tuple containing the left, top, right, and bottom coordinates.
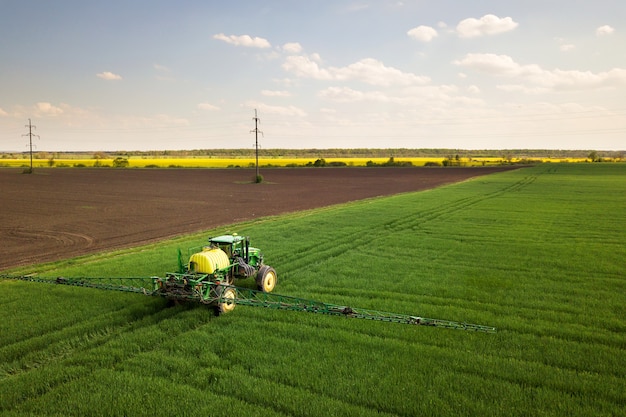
(1, 163, 625, 416)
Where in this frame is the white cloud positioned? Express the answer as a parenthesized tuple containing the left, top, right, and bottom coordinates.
(96, 71, 122, 80)
(596, 25, 615, 36)
(283, 55, 430, 86)
(310, 53, 322, 63)
(153, 64, 170, 72)
(282, 55, 333, 80)
(35, 102, 64, 116)
(318, 86, 391, 103)
(261, 90, 291, 97)
(555, 37, 575, 52)
(244, 101, 306, 117)
(547, 68, 626, 90)
(0, 107, 7, 117)
(317, 84, 475, 107)
(197, 102, 220, 111)
(213, 33, 271, 48)
(496, 84, 549, 94)
(454, 53, 541, 76)
(455, 53, 626, 91)
(335, 58, 430, 86)
(456, 14, 519, 38)
(282, 42, 303, 54)
(407, 25, 438, 42)
(467, 85, 481, 94)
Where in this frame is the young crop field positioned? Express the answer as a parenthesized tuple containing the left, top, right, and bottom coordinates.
(1, 164, 625, 416)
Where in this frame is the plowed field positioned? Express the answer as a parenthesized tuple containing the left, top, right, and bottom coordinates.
(0, 167, 517, 270)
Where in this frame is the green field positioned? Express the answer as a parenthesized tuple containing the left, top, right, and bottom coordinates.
(2, 164, 625, 416)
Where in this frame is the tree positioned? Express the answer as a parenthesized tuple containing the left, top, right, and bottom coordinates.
(112, 157, 129, 168)
(313, 158, 326, 167)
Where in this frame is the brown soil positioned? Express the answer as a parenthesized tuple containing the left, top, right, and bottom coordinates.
(0, 167, 518, 270)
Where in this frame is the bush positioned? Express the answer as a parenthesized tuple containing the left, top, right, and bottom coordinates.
(112, 157, 129, 168)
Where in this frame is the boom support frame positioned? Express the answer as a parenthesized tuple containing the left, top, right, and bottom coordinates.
(2, 274, 496, 333)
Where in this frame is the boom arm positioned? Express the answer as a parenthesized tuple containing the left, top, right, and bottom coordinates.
(2, 274, 496, 333)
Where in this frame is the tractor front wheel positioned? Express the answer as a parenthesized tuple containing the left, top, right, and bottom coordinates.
(256, 265, 277, 293)
(215, 286, 237, 315)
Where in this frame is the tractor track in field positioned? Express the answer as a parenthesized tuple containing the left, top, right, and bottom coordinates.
(0, 166, 521, 271)
(272, 170, 537, 273)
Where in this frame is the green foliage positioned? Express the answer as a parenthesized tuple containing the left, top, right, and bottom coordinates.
(34, 148, 621, 160)
(424, 161, 442, 167)
(2, 164, 625, 416)
(112, 157, 129, 168)
(366, 157, 413, 167)
(304, 158, 348, 167)
(312, 158, 326, 167)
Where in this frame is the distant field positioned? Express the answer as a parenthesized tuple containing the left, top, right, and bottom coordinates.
(1, 164, 624, 416)
(0, 155, 589, 168)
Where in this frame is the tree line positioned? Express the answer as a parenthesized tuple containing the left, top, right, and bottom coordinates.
(3, 148, 623, 160)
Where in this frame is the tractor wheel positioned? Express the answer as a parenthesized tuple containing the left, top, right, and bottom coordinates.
(215, 286, 237, 315)
(256, 265, 277, 293)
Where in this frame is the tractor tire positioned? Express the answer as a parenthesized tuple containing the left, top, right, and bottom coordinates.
(256, 265, 277, 293)
(215, 286, 237, 315)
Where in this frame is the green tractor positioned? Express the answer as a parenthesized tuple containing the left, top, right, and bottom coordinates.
(2, 232, 496, 331)
(154, 234, 277, 314)
(188, 234, 276, 292)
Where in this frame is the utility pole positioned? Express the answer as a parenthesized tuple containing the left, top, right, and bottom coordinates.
(22, 119, 39, 174)
(250, 109, 263, 182)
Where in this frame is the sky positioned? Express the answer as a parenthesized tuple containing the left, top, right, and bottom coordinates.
(0, 0, 625, 152)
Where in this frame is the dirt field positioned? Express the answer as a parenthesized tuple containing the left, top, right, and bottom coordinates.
(0, 167, 517, 270)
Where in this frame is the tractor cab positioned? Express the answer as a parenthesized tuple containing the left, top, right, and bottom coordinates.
(208, 234, 247, 261)
(206, 234, 264, 269)
(185, 233, 274, 292)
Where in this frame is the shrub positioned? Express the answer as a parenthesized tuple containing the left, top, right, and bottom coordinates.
(312, 158, 326, 167)
(112, 157, 129, 168)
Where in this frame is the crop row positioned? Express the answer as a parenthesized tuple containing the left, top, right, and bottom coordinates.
(1, 163, 625, 416)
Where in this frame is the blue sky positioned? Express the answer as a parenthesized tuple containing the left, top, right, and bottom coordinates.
(1, 1, 624, 151)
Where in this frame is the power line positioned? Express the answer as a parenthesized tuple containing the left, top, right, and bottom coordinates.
(22, 118, 39, 173)
(250, 109, 263, 181)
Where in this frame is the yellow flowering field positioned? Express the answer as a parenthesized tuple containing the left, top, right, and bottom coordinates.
(0, 156, 589, 168)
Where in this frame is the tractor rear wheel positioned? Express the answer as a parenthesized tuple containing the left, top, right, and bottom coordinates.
(215, 286, 237, 315)
(256, 265, 277, 292)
